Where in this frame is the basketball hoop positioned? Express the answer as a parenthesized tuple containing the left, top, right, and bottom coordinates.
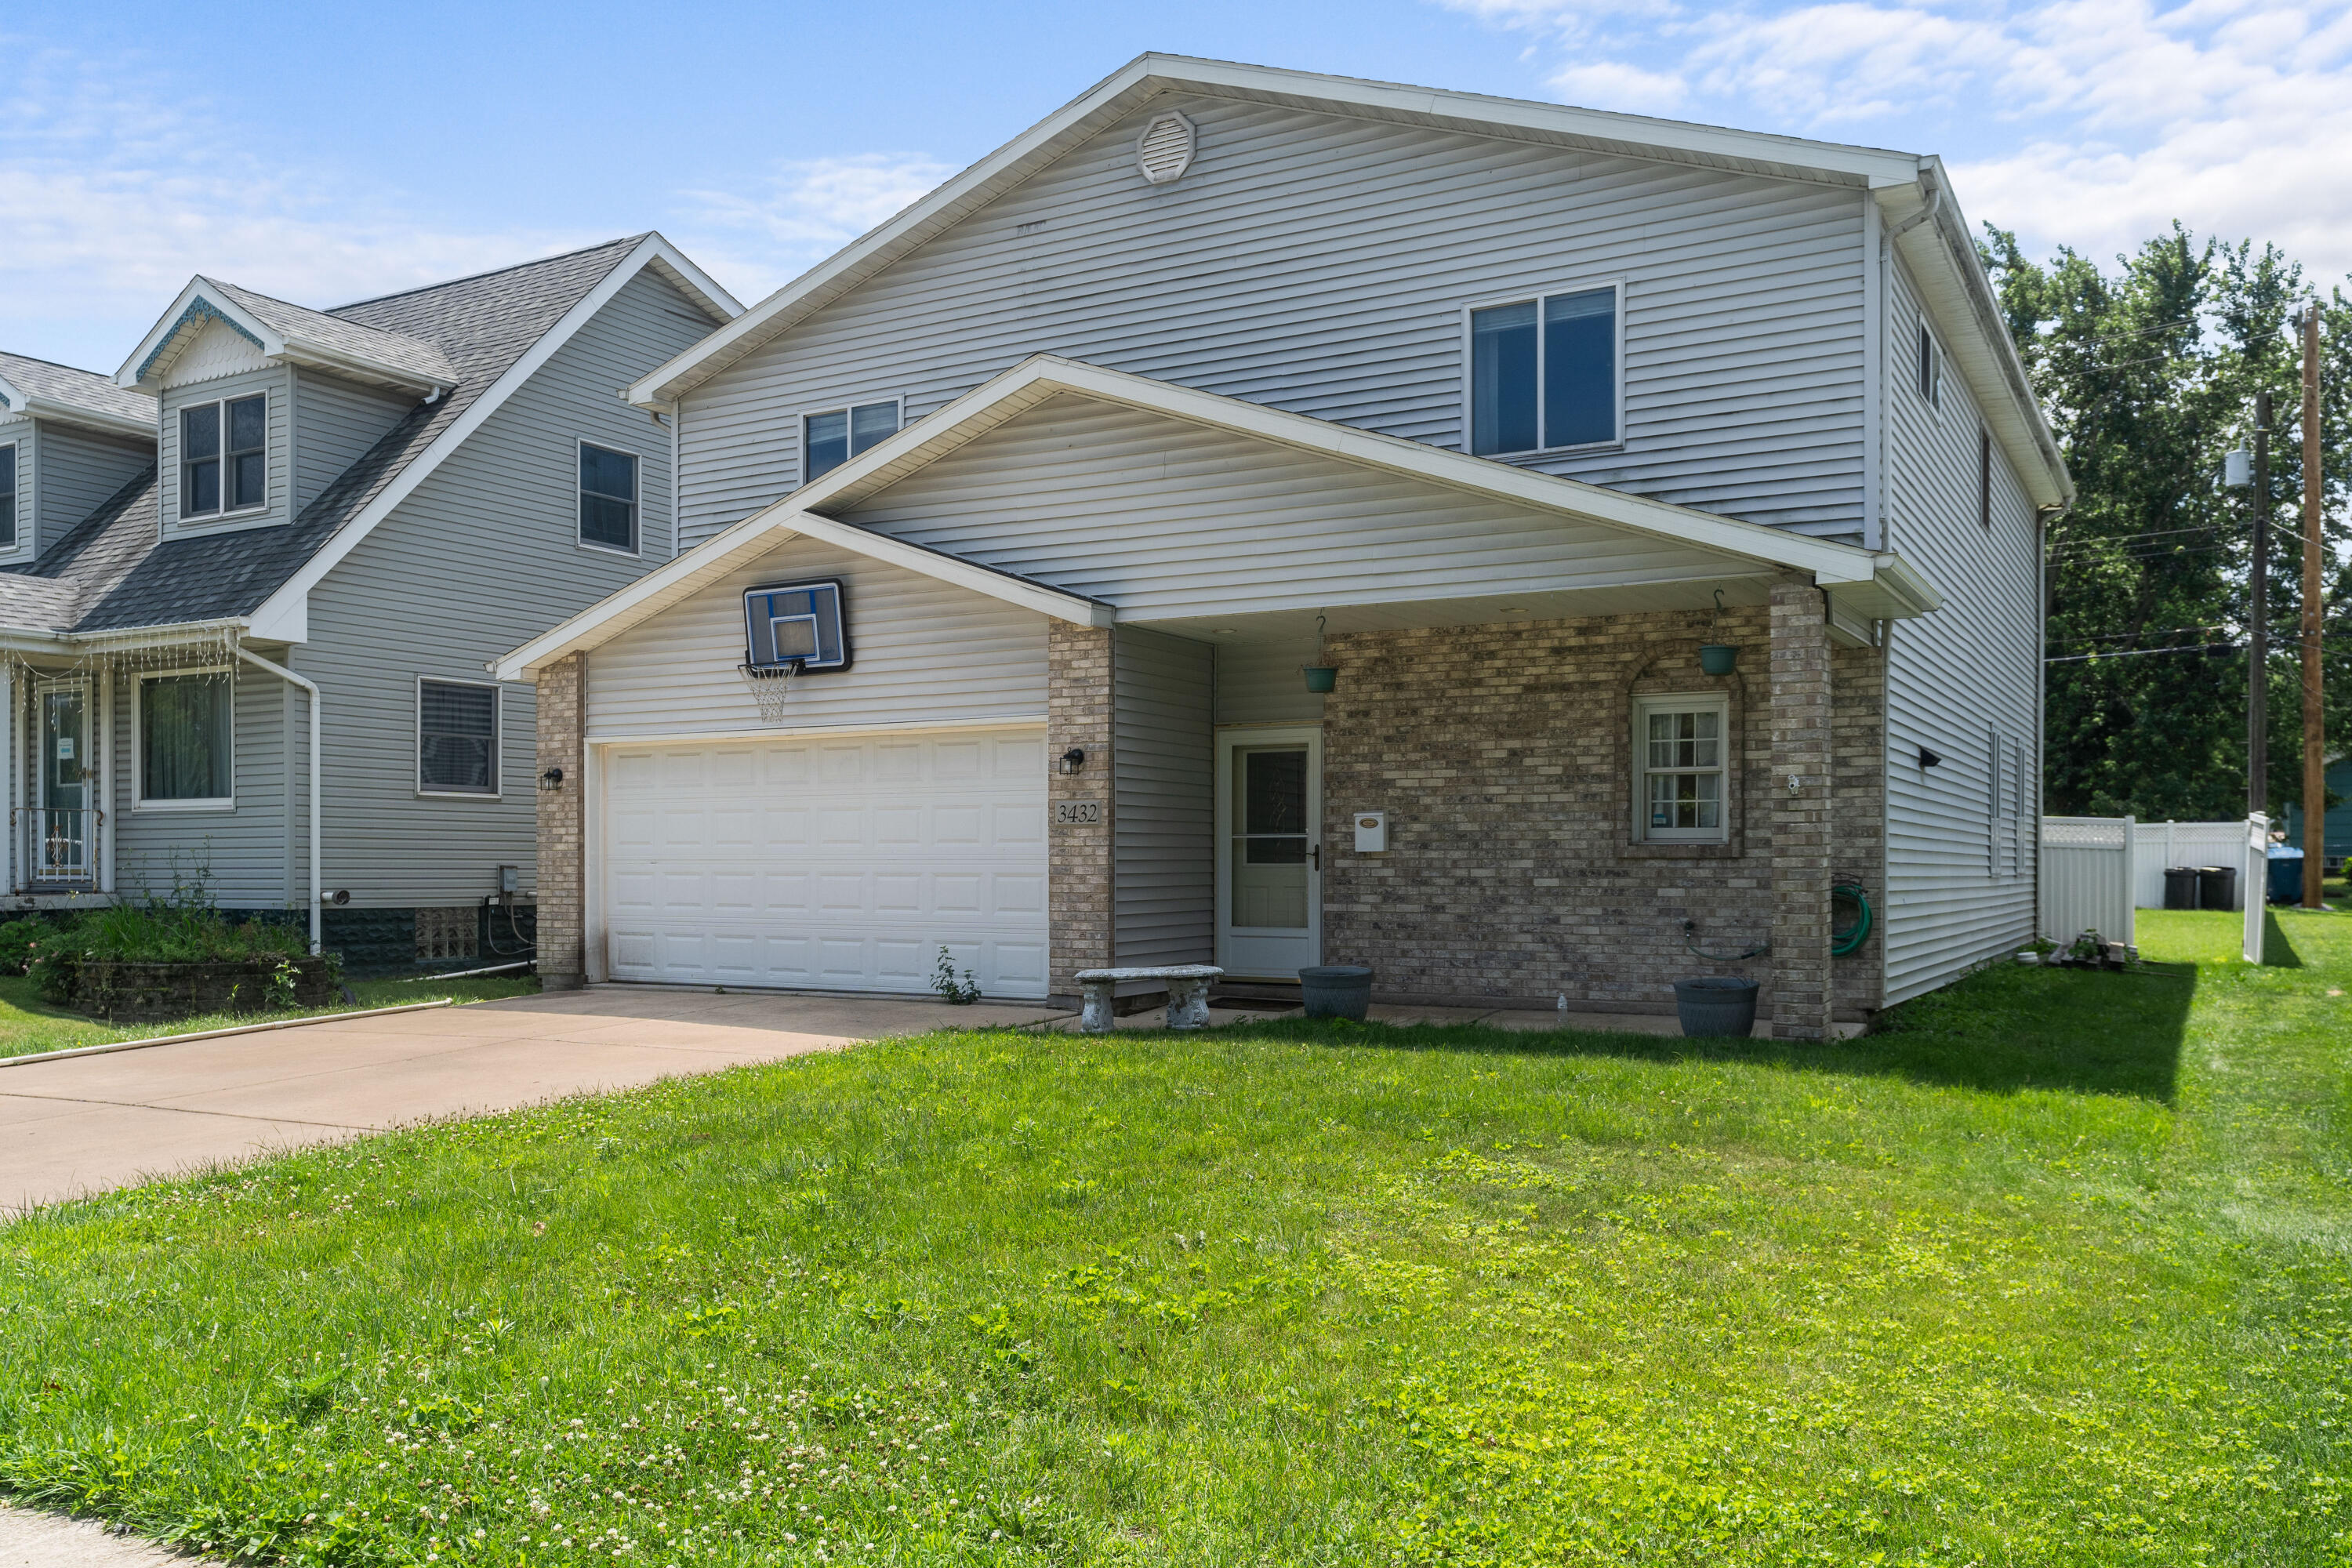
(736, 659, 800, 724)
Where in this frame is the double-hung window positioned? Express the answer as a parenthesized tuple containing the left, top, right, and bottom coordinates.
(181, 394, 267, 519)
(418, 679, 499, 797)
(1635, 695, 1729, 844)
(137, 671, 233, 807)
(802, 400, 899, 481)
(1468, 285, 1619, 456)
(0, 442, 15, 548)
(579, 442, 638, 553)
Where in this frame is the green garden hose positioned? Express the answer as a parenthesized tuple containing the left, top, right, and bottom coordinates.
(1831, 884, 1873, 956)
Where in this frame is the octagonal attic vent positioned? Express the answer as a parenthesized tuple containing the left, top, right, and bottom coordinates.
(1136, 111, 1196, 185)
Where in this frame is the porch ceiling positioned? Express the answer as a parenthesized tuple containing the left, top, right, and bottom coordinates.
(1132, 572, 1790, 647)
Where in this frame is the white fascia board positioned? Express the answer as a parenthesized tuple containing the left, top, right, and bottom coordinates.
(630, 55, 1929, 407)
(117, 278, 285, 391)
(803, 354, 1891, 587)
(637, 239, 746, 323)
(21, 398, 155, 443)
(492, 506, 1108, 681)
(244, 235, 705, 644)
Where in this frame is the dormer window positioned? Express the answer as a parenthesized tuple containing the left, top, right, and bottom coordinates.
(0, 442, 16, 548)
(182, 394, 266, 518)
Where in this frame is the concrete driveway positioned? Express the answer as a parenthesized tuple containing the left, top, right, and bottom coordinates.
(0, 987, 1065, 1213)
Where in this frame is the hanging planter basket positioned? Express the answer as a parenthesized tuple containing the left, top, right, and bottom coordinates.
(1302, 666, 1338, 694)
(1698, 644, 1739, 677)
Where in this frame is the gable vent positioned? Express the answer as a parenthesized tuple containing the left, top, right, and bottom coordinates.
(1135, 111, 1196, 185)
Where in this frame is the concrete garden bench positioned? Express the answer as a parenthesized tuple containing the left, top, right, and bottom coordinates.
(1073, 965, 1224, 1033)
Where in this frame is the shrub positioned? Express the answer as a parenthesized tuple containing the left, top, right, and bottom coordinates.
(0, 916, 50, 975)
(31, 905, 326, 1005)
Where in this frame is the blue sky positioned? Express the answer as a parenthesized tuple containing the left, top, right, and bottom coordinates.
(5, 0, 2348, 370)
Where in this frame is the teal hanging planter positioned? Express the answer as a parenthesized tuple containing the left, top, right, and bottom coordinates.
(1302, 666, 1338, 694)
(1698, 644, 1739, 677)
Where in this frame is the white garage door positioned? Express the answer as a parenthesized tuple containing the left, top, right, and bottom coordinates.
(602, 726, 1048, 999)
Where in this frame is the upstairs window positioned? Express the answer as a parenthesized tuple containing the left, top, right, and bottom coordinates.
(181, 394, 267, 519)
(1916, 320, 1942, 411)
(579, 442, 638, 554)
(138, 671, 233, 806)
(1979, 428, 1993, 528)
(803, 400, 900, 481)
(1635, 695, 1729, 844)
(418, 679, 499, 797)
(0, 443, 15, 548)
(1468, 285, 1619, 456)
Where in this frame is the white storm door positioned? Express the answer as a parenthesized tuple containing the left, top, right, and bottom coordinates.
(601, 726, 1048, 999)
(1214, 725, 1322, 980)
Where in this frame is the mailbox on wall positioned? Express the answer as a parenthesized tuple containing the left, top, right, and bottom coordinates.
(1353, 811, 1388, 853)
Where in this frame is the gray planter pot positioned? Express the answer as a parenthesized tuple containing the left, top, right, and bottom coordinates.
(1299, 964, 1374, 1020)
(1672, 975, 1759, 1038)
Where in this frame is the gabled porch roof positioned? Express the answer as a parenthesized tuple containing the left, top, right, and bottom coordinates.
(497, 356, 1939, 680)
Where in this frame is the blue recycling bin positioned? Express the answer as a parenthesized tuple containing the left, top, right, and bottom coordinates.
(2267, 844, 2305, 903)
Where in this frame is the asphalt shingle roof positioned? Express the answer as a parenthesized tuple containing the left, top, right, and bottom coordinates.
(203, 278, 459, 389)
(0, 350, 156, 428)
(2, 237, 648, 637)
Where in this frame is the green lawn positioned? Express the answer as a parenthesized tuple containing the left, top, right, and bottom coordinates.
(0, 912, 2345, 1566)
(0, 973, 543, 1060)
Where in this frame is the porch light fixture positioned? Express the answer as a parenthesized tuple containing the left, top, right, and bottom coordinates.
(1058, 747, 1087, 775)
(539, 766, 565, 793)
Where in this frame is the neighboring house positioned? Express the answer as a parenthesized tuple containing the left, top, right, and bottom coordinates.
(499, 56, 2071, 1036)
(0, 236, 739, 968)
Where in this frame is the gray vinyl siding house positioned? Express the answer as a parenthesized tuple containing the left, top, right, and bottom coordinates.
(506, 56, 2069, 1033)
(0, 238, 739, 968)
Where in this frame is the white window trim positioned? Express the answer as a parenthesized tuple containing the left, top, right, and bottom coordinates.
(1633, 692, 1731, 845)
(576, 437, 644, 558)
(0, 435, 24, 557)
(1458, 278, 1628, 459)
(796, 396, 904, 487)
(415, 676, 503, 800)
(1916, 317, 1943, 415)
(131, 666, 236, 813)
(176, 391, 271, 528)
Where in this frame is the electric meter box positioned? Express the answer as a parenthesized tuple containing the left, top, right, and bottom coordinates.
(1352, 811, 1388, 853)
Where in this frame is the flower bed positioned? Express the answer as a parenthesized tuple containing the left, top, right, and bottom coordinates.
(53, 955, 343, 1022)
(3, 902, 340, 1022)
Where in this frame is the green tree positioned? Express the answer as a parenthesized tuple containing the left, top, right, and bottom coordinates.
(1984, 226, 2352, 821)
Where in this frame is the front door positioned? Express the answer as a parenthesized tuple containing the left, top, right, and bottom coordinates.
(1215, 726, 1321, 980)
(36, 684, 91, 883)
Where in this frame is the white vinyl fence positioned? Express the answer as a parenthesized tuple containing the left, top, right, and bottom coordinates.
(2039, 814, 2269, 964)
(2130, 821, 2256, 908)
(2041, 818, 2136, 947)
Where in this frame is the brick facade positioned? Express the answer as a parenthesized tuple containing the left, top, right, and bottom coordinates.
(1047, 623, 1114, 1000)
(1316, 599, 1884, 1022)
(1768, 583, 1834, 1040)
(534, 652, 586, 991)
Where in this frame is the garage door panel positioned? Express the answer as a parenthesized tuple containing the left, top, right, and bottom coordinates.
(605, 727, 1049, 1000)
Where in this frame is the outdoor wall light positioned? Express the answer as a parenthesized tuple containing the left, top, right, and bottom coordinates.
(539, 766, 565, 792)
(1058, 748, 1087, 775)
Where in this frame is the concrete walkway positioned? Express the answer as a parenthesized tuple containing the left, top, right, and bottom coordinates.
(0, 987, 1063, 1214)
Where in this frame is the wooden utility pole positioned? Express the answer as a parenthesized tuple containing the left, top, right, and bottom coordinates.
(2303, 306, 2327, 906)
(2250, 389, 2271, 818)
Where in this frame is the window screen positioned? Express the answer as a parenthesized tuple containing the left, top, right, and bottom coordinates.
(140, 673, 233, 801)
(419, 681, 498, 794)
(579, 444, 637, 551)
(1471, 287, 1617, 456)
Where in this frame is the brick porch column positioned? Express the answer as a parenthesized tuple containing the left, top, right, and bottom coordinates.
(535, 652, 587, 992)
(1769, 583, 1834, 1040)
(1047, 623, 1114, 1002)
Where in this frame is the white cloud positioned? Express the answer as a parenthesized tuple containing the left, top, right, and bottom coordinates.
(672, 154, 957, 302)
(1433, 0, 2352, 280)
(0, 45, 587, 369)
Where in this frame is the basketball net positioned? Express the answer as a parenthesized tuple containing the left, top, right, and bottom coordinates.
(736, 660, 800, 725)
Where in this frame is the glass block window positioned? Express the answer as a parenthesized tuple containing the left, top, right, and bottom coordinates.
(579, 442, 638, 552)
(1636, 696, 1728, 843)
(419, 680, 499, 795)
(802, 400, 899, 481)
(1469, 285, 1618, 456)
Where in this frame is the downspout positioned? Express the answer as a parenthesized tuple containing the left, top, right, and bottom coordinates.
(234, 644, 321, 954)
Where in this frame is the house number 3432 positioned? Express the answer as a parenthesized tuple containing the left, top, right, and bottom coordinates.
(1054, 800, 1104, 826)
